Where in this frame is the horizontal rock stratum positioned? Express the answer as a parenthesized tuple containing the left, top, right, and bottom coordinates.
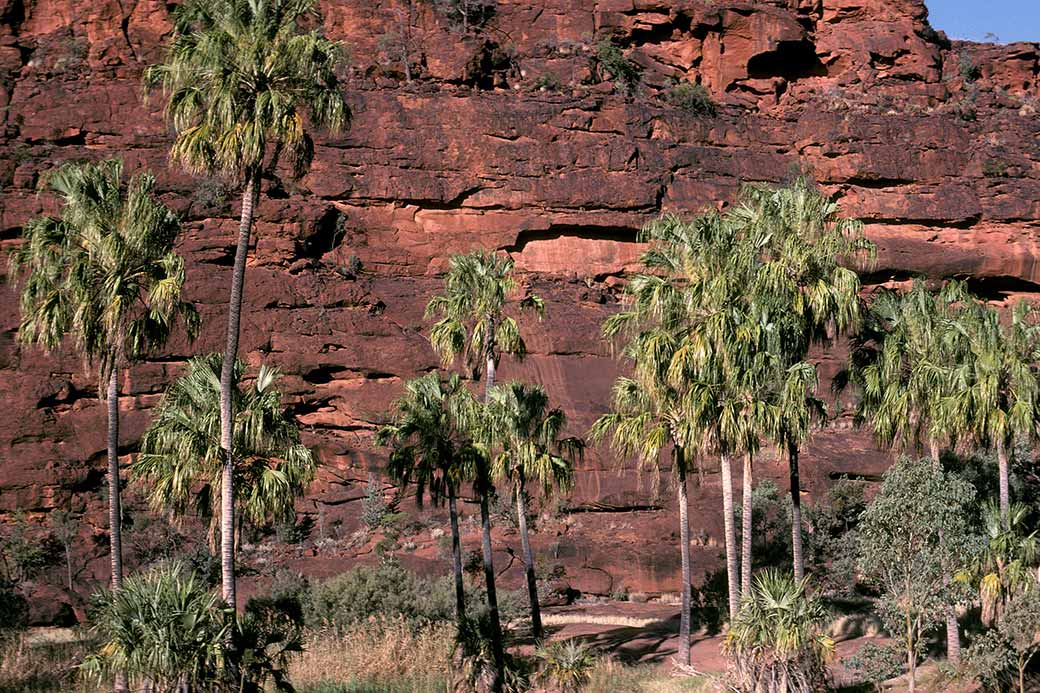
(0, 0, 1038, 605)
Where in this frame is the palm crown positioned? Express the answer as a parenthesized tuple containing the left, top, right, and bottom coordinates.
(479, 381, 583, 495)
(133, 353, 316, 540)
(146, 0, 348, 181)
(426, 250, 544, 377)
(10, 159, 199, 383)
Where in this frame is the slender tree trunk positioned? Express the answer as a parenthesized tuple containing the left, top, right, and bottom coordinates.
(219, 170, 259, 612)
(997, 439, 1011, 529)
(515, 475, 542, 640)
(907, 615, 916, 693)
(448, 485, 466, 624)
(945, 607, 961, 665)
(107, 367, 127, 693)
(788, 443, 805, 582)
(479, 487, 505, 692)
(676, 447, 692, 668)
(64, 543, 72, 591)
(928, 438, 961, 665)
(720, 453, 740, 621)
(485, 354, 496, 397)
(741, 452, 754, 598)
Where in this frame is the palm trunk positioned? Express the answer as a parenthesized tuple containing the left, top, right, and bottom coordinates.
(997, 439, 1010, 529)
(485, 354, 496, 397)
(741, 452, 753, 598)
(720, 453, 740, 621)
(515, 475, 543, 640)
(219, 170, 259, 611)
(448, 485, 466, 625)
(788, 443, 805, 582)
(107, 368, 127, 693)
(479, 487, 505, 692)
(676, 447, 692, 668)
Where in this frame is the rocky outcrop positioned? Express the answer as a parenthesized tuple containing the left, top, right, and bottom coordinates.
(0, 0, 1038, 602)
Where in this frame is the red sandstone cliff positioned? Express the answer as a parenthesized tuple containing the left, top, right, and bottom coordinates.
(1, 0, 1039, 607)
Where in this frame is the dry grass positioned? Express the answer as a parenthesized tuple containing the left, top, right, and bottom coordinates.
(582, 658, 715, 693)
(0, 630, 94, 692)
(541, 613, 663, 629)
(291, 617, 458, 693)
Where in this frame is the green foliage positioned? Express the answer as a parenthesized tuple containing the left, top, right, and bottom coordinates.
(663, 82, 716, 115)
(534, 72, 562, 92)
(535, 639, 596, 691)
(8, 159, 199, 385)
(805, 477, 866, 598)
(723, 569, 833, 693)
(425, 249, 544, 379)
(983, 158, 1010, 178)
(190, 175, 231, 214)
(236, 593, 306, 693)
(81, 561, 228, 690)
(857, 458, 981, 685)
(595, 39, 640, 96)
(0, 513, 53, 583)
(845, 642, 904, 691)
(964, 628, 1016, 691)
(132, 353, 316, 544)
(0, 580, 28, 635)
(360, 478, 390, 529)
(146, 0, 347, 181)
(959, 53, 981, 83)
(425, 0, 495, 33)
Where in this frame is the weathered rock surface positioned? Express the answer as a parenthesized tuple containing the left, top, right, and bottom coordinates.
(0, 0, 1039, 607)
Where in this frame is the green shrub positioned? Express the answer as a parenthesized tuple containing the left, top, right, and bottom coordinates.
(959, 54, 981, 83)
(1, 512, 54, 583)
(534, 72, 562, 92)
(982, 158, 1010, 178)
(595, 39, 640, 96)
(845, 642, 904, 691)
(536, 639, 596, 691)
(664, 82, 715, 115)
(360, 479, 389, 529)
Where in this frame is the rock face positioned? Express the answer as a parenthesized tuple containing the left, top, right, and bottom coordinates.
(0, 0, 1039, 603)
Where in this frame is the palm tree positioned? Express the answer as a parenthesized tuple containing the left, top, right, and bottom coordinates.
(376, 372, 479, 625)
(479, 381, 584, 640)
(945, 299, 1040, 528)
(591, 308, 700, 666)
(723, 569, 833, 693)
(847, 280, 975, 664)
(425, 249, 542, 690)
(9, 159, 198, 594)
(958, 501, 1039, 627)
(146, 0, 347, 609)
(133, 354, 316, 548)
(730, 177, 873, 583)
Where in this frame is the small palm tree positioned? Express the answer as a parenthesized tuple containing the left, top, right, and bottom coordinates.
(9, 159, 198, 598)
(146, 0, 347, 609)
(376, 372, 480, 625)
(82, 561, 228, 692)
(723, 569, 833, 693)
(479, 381, 584, 640)
(426, 249, 541, 691)
(133, 354, 316, 547)
(958, 501, 1039, 627)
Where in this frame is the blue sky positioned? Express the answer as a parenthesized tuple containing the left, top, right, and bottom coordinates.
(925, 0, 1040, 43)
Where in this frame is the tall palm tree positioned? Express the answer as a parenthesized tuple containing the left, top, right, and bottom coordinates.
(10, 159, 198, 592)
(426, 249, 542, 691)
(479, 381, 584, 640)
(376, 372, 479, 625)
(731, 177, 874, 583)
(133, 354, 316, 548)
(847, 280, 975, 664)
(146, 0, 347, 609)
(945, 299, 1040, 528)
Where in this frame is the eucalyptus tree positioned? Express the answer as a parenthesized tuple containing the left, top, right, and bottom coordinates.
(479, 381, 584, 640)
(146, 0, 347, 608)
(133, 354, 316, 549)
(376, 371, 479, 625)
(425, 249, 542, 690)
(730, 177, 874, 582)
(10, 159, 198, 598)
(945, 299, 1040, 527)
